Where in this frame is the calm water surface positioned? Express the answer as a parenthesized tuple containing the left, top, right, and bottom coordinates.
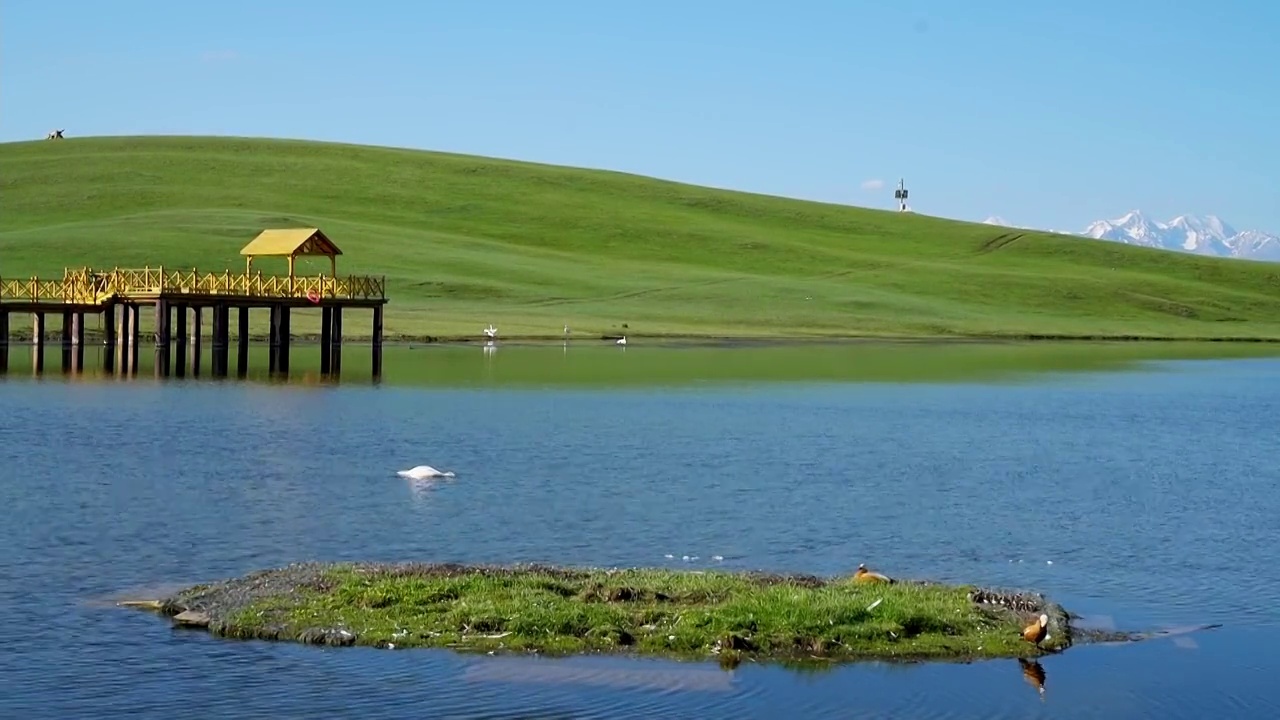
(1, 343, 1278, 718)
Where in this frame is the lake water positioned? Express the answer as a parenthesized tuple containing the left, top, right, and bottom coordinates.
(2, 341, 1279, 719)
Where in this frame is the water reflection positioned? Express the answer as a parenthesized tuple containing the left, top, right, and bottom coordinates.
(7, 338, 1280, 389)
(403, 477, 449, 502)
(1018, 658, 1047, 700)
(462, 657, 738, 693)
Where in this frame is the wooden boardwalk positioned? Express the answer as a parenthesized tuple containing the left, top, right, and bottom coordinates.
(0, 228, 389, 379)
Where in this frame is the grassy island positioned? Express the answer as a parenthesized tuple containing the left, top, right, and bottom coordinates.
(5, 135, 1280, 342)
(127, 562, 1075, 665)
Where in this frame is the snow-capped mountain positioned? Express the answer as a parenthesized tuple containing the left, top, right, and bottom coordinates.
(983, 212, 1280, 261)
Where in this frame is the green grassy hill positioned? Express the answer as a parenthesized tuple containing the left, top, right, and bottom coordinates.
(2, 135, 1279, 340)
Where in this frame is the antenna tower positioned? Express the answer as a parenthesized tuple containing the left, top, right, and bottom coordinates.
(894, 178, 909, 212)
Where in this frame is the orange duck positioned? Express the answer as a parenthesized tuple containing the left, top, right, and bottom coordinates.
(853, 563, 893, 584)
(1021, 613, 1049, 646)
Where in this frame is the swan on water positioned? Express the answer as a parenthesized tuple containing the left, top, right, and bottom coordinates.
(397, 465, 456, 480)
(483, 324, 497, 338)
(616, 336, 627, 346)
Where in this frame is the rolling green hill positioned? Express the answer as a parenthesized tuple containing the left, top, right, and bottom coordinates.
(2, 135, 1279, 341)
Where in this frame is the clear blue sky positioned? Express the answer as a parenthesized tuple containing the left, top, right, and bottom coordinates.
(3, 0, 1277, 233)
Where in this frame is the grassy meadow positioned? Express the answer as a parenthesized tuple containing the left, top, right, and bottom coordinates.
(3, 135, 1280, 341)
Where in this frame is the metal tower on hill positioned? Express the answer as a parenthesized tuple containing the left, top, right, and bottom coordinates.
(894, 178, 910, 212)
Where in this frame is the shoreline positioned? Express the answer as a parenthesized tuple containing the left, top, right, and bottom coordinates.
(119, 561, 1109, 666)
(5, 329, 1280, 347)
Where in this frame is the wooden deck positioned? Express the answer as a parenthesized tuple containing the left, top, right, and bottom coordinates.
(0, 227, 393, 379)
(0, 267, 388, 380)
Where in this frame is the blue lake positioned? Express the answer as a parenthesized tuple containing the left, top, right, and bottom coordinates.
(1, 343, 1278, 718)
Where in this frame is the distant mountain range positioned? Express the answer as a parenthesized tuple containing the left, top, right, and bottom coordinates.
(981, 211, 1280, 262)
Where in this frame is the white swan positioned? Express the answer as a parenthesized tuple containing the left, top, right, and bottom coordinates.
(396, 465, 456, 480)
(483, 324, 497, 338)
(616, 336, 627, 346)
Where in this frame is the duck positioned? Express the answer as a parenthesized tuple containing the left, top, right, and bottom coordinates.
(1021, 613, 1049, 646)
(853, 563, 893, 584)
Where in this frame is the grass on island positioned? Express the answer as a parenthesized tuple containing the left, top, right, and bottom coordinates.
(3, 135, 1280, 342)
(147, 562, 1069, 665)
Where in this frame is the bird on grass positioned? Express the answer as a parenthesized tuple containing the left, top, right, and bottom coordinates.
(1021, 613, 1049, 646)
(853, 563, 894, 584)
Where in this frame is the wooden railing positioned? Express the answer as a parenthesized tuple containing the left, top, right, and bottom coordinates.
(0, 277, 79, 302)
(0, 267, 387, 304)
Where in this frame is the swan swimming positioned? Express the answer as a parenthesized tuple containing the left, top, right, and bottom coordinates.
(396, 465, 456, 480)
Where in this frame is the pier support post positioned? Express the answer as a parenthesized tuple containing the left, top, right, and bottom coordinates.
(372, 305, 384, 380)
(71, 313, 85, 373)
(236, 306, 249, 378)
(32, 312, 45, 374)
(61, 311, 73, 373)
(116, 304, 127, 375)
(212, 304, 230, 377)
(320, 306, 333, 375)
(174, 304, 188, 378)
(190, 307, 202, 377)
(268, 305, 281, 374)
(0, 311, 8, 373)
(128, 305, 140, 376)
(102, 303, 116, 375)
(219, 304, 231, 376)
(330, 307, 343, 376)
(278, 306, 291, 375)
(154, 300, 171, 378)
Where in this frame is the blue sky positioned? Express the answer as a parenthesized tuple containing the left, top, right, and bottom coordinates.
(4, 0, 1278, 233)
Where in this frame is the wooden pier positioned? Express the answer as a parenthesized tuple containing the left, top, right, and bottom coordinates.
(0, 228, 388, 380)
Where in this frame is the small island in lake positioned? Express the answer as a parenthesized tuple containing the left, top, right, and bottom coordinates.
(122, 561, 1080, 665)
